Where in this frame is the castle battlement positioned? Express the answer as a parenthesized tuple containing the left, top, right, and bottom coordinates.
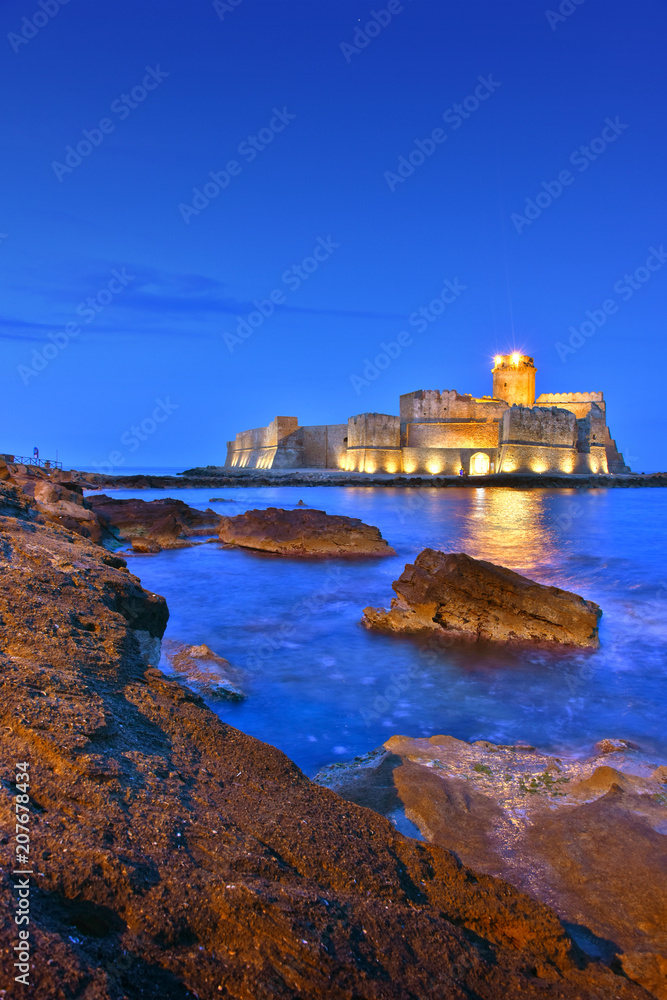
(225, 354, 630, 476)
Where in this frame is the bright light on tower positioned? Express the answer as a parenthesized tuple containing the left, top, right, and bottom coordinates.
(494, 355, 502, 365)
(511, 352, 520, 365)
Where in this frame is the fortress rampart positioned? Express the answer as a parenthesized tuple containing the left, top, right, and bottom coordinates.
(224, 353, 629, 476)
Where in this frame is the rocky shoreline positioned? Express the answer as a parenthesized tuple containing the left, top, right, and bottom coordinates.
(0, 479, 657, 998)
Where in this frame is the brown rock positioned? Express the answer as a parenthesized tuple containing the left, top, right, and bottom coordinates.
(162, 639, 245, 699)
(218, 506, 396, 557)
(90, 494, 222, 551)
(316, 735, 667, 999)
(363, 548, 602, 647)
(0, 482, 646, 999)
(595, 737, 641, 754)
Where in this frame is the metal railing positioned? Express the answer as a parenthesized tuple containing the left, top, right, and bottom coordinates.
(12, 456, 63, 470)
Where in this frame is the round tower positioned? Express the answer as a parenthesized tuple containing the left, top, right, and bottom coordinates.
(492, 354, 536, 407)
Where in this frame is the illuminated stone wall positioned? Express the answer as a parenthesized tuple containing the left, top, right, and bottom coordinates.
(224, 358, 624, 476)
(406, 421, 500, 450)
(492, 355, 536, 407)
(402, 447, 497, 475)
(497, 405, 579, 474)
(344, 413, 401, 473)
(574, 404, 609, 473)
(535, 391, 605, 420)
(226, 417, 346, 469)
(400, 389, 507, 424)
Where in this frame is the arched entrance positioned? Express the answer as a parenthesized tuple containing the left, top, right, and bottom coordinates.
(470, 452, 490, 475)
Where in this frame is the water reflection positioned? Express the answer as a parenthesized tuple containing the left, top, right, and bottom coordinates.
(456, 488, 558, 570)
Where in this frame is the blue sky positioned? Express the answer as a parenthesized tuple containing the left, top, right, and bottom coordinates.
(0, 0, 665, 471)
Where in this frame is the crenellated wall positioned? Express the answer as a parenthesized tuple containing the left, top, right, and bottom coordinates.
(497, 406, 579, 474)
(535, 391, 606, 420)
(400, 390, 507, 424)
(224, 358, 626, 476)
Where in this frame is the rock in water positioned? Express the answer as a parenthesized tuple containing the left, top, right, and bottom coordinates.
(363, 548, 601, 647)
(0, 481, 646, 999)
(218, 506, 396, 557)
(315, 735, 667, 1000)
(162, 639, 245, 699)
(89, 494, 222, 551)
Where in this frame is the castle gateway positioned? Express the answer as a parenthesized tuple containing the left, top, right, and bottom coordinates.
(225, 354, 630, 475)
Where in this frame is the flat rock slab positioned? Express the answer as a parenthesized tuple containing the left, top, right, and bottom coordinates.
(363, 548, 601, 647)
(0, 480, 648, 999)
(218, 506, 396, 557)
(315, 734, 667, 1000)
(90, 494, 221, 551)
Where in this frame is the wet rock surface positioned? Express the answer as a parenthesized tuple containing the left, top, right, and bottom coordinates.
(89, 494, 221, 552)
(0, 481, 650, 999)
(363, 548, 602, 647)
(315, 734, 667, 999)
(161, 640, 245, 700)
(218, 506, 396, 557)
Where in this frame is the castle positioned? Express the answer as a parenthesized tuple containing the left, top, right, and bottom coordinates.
(225, 354, 630, 475)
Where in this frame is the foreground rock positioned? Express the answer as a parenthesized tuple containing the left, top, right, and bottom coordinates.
(0, 483, 647, 999)
(90, 494, 222, 552)
(218, 506, 396, 557)
(0, 459, 108, 542)
(162, 639, 245, 699)
(363, 548, 602, 647)
(316, 735, 667, 999)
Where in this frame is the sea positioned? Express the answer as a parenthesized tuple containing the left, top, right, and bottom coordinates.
(91, 481, 667, 776)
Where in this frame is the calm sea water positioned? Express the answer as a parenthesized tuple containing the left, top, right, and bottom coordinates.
(99, 486, 667, 776)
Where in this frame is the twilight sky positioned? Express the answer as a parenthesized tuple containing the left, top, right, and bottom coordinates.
(0, 0, 665, 471)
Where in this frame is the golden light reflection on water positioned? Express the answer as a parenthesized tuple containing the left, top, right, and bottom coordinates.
(453, 488, 561, 571)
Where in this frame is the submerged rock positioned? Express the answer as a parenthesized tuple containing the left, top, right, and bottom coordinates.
(162, 639, 245, 699)
(363, 548, 602, 647)
(218, 506, 396, 557)
(89, 494, 221, 551)
(0, 481, 647, 999)
(315, 734, 667, 1000)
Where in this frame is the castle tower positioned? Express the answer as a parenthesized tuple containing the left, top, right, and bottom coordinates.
(492, 354, 536, 407)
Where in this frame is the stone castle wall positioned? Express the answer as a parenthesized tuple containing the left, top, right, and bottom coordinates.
(497, 406, 579, 474)
(224, 369, 627, 475)
(400, 390, 507, 424)
(535, 391, 606, 420)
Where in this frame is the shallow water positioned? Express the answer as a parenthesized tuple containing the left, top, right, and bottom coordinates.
(103, 486, 667, 776)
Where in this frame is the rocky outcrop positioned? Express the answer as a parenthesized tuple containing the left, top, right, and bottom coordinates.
(162, 639, 245, 700)
(363, 548, 602, 647)
(218, 506, 396, 557)
(0, 482, 648, 999)
(0, 460, 108, 543)
(315, 734, 667, 1000)
(89, 494, 222, 552)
